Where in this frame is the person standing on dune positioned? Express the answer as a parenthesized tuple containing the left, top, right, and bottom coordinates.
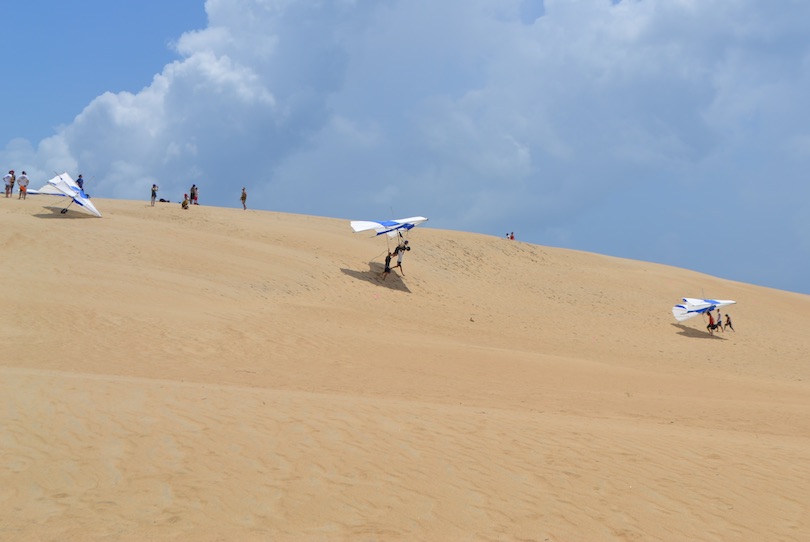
(241, 187, 247, 210)
(4, 170, 14, 198)
(17, 171, 29, 199)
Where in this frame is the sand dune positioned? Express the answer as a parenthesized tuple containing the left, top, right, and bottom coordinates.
(2, 197, 809, 541)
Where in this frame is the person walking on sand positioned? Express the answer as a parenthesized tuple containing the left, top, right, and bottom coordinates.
(240, 187, 247, 210)
(380, 252, 393, 280)
(724, 313, 735, 332)
(391, 240, 410, 276)
(17, 171, 29, 199)
(715, 309, 723, 333)
(151, 184, 159, 206)
(706, 310, 715, 335)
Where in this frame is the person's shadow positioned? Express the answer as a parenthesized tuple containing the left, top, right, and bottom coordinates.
(341, 262, 411, 292)
(671, 323, 726, 339)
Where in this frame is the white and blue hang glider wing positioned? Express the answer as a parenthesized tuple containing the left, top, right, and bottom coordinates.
(26, 173, 69, 196)
(28, 172, 102, 217)
(350, 216, 427, 238)
(672, 298, 736, 322)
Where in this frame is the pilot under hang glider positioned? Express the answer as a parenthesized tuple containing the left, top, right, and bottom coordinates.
(351, 216, 427, 278)
(672, 298, 736, 322)
(28, 172, 102, 217)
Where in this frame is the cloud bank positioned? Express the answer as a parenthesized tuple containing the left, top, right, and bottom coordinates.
(5, 0, 810, 293)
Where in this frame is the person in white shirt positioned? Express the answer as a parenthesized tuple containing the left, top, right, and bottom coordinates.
(17, 171, 29, 199)
(3, 170, 14, 198)
(391, 240, 410, 276)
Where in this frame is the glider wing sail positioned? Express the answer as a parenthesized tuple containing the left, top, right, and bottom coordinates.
(27, 174, 69, 196)
(672, 298, 736, 322)
(350, 216, 427, 237)
(29, 172, 102, 217)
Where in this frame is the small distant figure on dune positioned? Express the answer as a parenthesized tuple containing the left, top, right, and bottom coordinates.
(4, 170, 15, 198)
(190, 184, 199, 205)
(510, 232, 515, 240)
(17, 171, 29, 199)
(380, 252, 393, 280)
(151, 184, 159, 206)
(241, 187, 247, 210)
(182, 194, 190, 209)
(724, 313, 735, 332)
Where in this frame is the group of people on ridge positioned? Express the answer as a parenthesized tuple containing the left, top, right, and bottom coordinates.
(150, 183, 248, 210)
(707, 309, 734, 335)
(3, 171, 85, 200)
(4, 170, 30, 199)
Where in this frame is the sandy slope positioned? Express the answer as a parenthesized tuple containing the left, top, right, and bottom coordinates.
(2, 197, 809, 541)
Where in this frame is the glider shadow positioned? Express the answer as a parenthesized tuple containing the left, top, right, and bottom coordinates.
(340, 262, 411, 293)
(33, 206, 97, 219)
(671, 323, 726, 340)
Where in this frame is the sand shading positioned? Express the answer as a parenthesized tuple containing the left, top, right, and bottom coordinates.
(2, 198, 809, 541)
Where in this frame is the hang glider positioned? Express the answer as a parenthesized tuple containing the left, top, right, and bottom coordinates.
(350, 216, 427, 238)
(672, 298, 736, 322)
(28, 172, 102, 217)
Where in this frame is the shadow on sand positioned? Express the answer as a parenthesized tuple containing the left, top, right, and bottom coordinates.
(341, 262, 411, 293)
(33, 206, 97, 220)
(672, 323, 726, 340)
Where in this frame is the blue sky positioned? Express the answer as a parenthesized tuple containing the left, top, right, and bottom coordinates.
(2, 0, 809, 295)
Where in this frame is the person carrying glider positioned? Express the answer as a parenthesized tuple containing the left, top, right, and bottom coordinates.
(27, 172, 102, 217)
(672, 298, 736, 335)
(350, 216, 426, 280)
(380, 252, 393, 280)
(391, 239, 410, 276)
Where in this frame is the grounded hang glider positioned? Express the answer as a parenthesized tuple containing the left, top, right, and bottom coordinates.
(28, 172, 102, 217)
(350, 216, 428, 238)
(672, 298, 736, 322)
